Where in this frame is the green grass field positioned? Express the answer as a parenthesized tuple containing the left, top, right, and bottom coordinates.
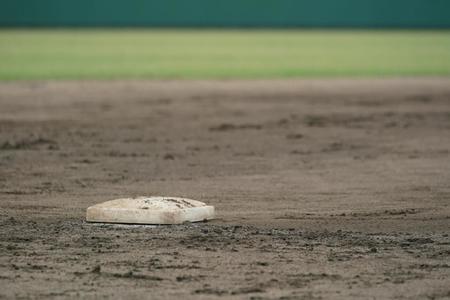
(0, 30, 449, 80)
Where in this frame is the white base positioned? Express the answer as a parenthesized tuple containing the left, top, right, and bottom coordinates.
(86, 196, 215, 225)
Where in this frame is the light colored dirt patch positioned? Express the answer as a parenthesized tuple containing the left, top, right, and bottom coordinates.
(0, 79, 449, 299)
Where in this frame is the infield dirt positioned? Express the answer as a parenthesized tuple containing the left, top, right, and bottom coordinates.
(0, 79, 449, 299)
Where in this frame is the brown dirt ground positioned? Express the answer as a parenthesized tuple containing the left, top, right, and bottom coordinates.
(0, 79, 449, 299)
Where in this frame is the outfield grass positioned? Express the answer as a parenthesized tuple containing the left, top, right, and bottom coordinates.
(0, 29, 449, 80)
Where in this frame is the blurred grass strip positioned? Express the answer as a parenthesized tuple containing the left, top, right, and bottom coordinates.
(0, 29, 449, 80)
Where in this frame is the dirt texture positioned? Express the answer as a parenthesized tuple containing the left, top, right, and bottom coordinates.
(0, 79, 449, 299)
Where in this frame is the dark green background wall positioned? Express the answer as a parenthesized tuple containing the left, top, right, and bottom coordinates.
(1, 0, 450, 28)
